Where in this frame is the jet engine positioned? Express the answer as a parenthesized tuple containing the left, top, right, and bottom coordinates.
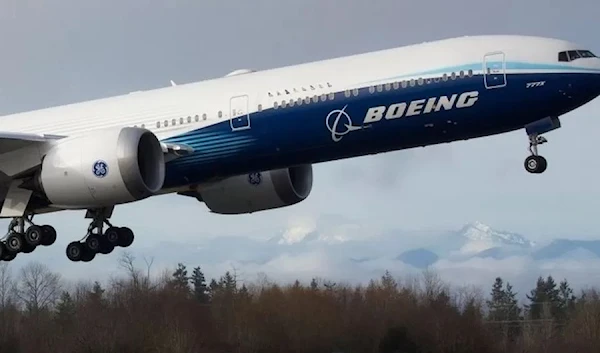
(30, 127, 165, 209)
(198, 164, 313, 214)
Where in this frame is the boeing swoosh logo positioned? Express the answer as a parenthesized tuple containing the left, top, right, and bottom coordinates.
(325, 105, 364, 142)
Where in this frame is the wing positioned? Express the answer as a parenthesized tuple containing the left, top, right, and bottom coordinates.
(0, 131, 65, 154)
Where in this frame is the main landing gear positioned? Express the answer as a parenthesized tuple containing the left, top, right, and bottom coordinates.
(523, 116, 561, 174)
(65, 208, 135, 262)
(0, 215, 57, 262)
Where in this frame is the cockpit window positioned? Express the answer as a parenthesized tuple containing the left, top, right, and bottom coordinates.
(558, 50, 597, 62)
(558, 52, 568, 62)
(579, 50, 596, 58)
(568, 50, 582, 60)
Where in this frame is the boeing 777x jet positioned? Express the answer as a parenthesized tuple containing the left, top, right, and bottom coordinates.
(0, 35, 598, 262)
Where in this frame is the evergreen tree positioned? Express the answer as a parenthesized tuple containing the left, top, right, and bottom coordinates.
(209, 278, 220, 295)
(504, 282, 521, 321)
(190, 266, 210, 304)
(525, 275, 561, 320)
(54, 291, 76, 327)
(557, 279, 577, 320)
(486, 277, 521, 322)
(171, 263, 190, 293)
(487, 277, 507, 321)
(219, 271, 237, 293)
(381, 270, 398, 291)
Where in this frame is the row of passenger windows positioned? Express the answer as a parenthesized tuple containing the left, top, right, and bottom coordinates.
(133, 103, 266, 130)
(558, 50, 597, 62)
(135, 69, 475, 128)
(273, 69, 474, 109)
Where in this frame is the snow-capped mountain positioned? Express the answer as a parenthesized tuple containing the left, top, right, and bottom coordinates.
(459, 221, 535, 247)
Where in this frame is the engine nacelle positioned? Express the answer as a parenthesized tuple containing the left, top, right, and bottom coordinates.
(199, 165, 313, 214)
(34, 127, 165, 208)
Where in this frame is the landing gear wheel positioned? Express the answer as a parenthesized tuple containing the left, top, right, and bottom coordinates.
(66, 242, 84, 262)
(1, 252, 16, 262)
(118, 227, 134, 247)
(21, 243, 36, 254)
(524, 155, 547, 174)
(98, 237, 114, 255)
(105, 227, 120, 246)
(81, 249, 95, 262)
(24, 225, 43, 247)
(41, 225, 57, 246)
(85, 235, 101, 253)
(5, 233, 23, 253)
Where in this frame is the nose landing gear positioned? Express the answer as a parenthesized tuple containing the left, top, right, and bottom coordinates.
(523, 116, 561, 174)
(524, 134, 548, 174)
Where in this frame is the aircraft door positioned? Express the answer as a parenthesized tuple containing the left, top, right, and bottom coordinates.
(230, 95, 250, 131)
(483, 52, 507, 89)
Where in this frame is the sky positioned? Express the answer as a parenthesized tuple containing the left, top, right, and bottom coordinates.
(1, 0, 600, 288)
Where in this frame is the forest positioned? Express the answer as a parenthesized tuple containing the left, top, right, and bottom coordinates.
(0, 252, 599, 353)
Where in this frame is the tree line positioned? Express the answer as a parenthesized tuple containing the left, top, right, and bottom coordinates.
(0, 253, 599, 353)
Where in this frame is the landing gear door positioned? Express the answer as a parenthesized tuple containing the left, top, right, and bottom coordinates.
(483, 51, 507, 89)
(230, 95, 250, 131)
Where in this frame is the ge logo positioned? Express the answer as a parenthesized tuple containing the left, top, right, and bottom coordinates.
(248, 172, 262, 185)
(92, 160, 108, 178)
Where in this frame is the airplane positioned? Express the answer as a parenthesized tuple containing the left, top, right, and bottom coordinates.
(0, 35, 598, 263)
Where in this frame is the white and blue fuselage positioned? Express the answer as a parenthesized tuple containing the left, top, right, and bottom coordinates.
(2, 35, 600, 192)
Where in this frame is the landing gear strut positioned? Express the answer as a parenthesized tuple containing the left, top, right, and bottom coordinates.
(0, 214, 57, 262)
(66, 207, 135, 262)
(524, 134, 548, 174)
